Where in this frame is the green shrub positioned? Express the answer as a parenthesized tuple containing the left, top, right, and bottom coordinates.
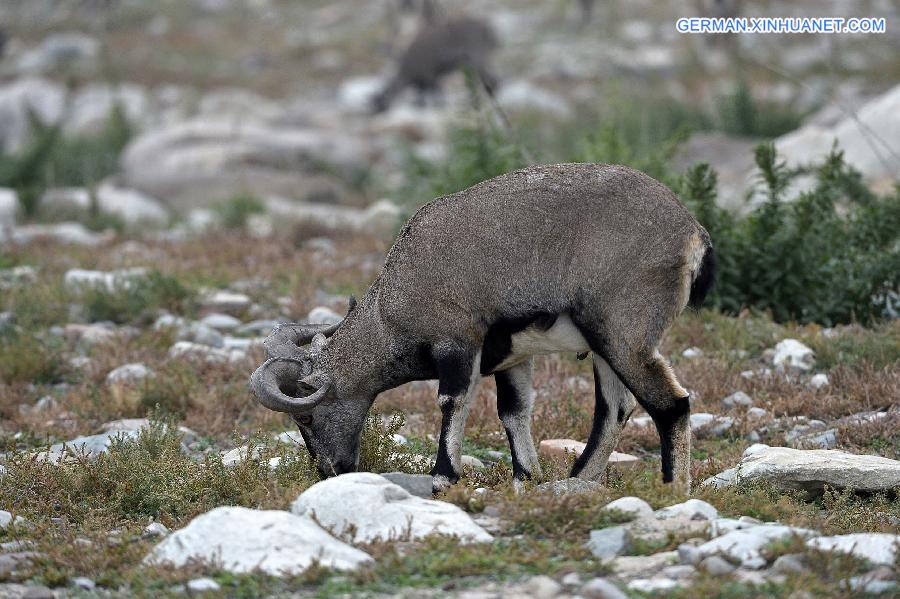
(679, 143, 900, 325)
(0, 331, 67, 384)
(215, 193, 266, 229)
(81, 271, 192, 325)
(573, 96, 708, 187)
(0, 104, 133, 218)
(0, 419, 315, 524)
(358, 412, 430, 474)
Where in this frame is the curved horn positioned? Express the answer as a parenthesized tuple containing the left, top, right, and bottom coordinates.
(263, 323, 340, 360)
(249, 357, 331, 413)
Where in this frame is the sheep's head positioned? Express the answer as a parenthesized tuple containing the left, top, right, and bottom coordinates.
(249, 302, 367, 478)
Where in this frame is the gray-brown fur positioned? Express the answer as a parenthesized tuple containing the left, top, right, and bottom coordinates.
(250, 163, 713, 493)
(373, 15, 498, 112)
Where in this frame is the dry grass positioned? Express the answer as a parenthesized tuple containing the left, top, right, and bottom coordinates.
(1, 232, 898, 596)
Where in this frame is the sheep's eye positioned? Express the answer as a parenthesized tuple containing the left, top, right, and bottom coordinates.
(297, 415, 313, 426)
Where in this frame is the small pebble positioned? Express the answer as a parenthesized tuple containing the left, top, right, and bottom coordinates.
(187, 577, 221, 592)
(581, 577, 628, 599)
(72, 576, 95, 590)
(699, 555, 736, 576)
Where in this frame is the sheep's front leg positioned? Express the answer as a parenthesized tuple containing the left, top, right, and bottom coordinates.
(431, 346, 482, 494)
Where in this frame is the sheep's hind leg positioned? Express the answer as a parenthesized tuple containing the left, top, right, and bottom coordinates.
(570, 353, 637, 481)
(495, 358, 541, 490)
(431, 346, 482, 494)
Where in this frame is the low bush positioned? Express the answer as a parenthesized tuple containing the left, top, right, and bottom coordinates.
(215, 193, 266, 230)
(679, 143, 900, 325)
(0, 104, 133, 218)
(81, 270, 192, 325)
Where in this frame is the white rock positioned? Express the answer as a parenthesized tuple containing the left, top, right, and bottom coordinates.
(307, 306, 342, 325)
(722, 391, 753, 409)
(169, 341, 246, 364)
(461, 455, 485, 469)
(629, 416, 653, 428)
(627, 578, 681, 592)
(106, 363, 154, 385)
(581, 578, 628, 599)
(143, 522, 169, 537)
(0, 78, 66, 153)
(690, 413, 734, 436)
(99, 419, 197, 447)
(743, 443, 770, 457)
(186, 577, 221, 593)
(337, 76, 384, 112)
(773, 83, 900, 194)
(199, 313, 242, 331)
(602, 497, 654, 520)
(290, 472, 492, 544)
(265, 196, 400, 238)
(587, 526, 631, 559)
(120, 117, 367, 210)
(698, 524, 816, 568)
(656, 499, 718, 521)
(771, 339, 815, 372)
(702, 447, 900, 494)
(63, 267, 147, 292)
(274, 430, 306, 446)
(808, 373, 829, 389)
(0, 188, 17, 232)
(681, 347, 703, 359)
(0, 510, 28, 529)
(200, 290, 251, 315)
(95, 182, 169, 227)
(9, 222, 112, 246)
(145, 506, 371, 575)
(807, 533, 899, 566)
(197, 88, 285, 123)
(746, 407, 768, 420)
(38, 430, 140, 463)
(497, 80, 573, 119)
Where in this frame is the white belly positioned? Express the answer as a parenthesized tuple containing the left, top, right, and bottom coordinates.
(493, 313, 590, 371)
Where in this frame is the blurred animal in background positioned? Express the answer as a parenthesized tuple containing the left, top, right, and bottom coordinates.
(372, 12, 498, 113)
(578, 0, 596, 23)
(698, 0, 742, 48)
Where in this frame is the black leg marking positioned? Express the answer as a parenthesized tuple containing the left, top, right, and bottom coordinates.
(431, 399, 460, 484)
(495, 361, 540, 482)
(570, 358, 610, 478)
(645, 396, 691, 483)
(430, 345, 481, 491)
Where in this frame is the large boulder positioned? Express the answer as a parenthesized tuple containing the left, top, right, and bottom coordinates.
(807, 533, 900, 567)
(703, 447, 900, 495)
(0, 78, 66, 153)
(119, 117, 369, 209)
(773, 83, 900, 194)
(696, 524, 816, 569)
(290, 472, 492, 544)
(264, 196, 401, 238)
(145, 506, 372, 575)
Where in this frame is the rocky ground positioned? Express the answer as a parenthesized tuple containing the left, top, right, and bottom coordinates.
(0, 0, 898, 597)
(0, 230, 897, 597)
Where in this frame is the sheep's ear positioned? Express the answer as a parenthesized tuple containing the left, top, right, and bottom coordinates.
(310, 333, 327, 353)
